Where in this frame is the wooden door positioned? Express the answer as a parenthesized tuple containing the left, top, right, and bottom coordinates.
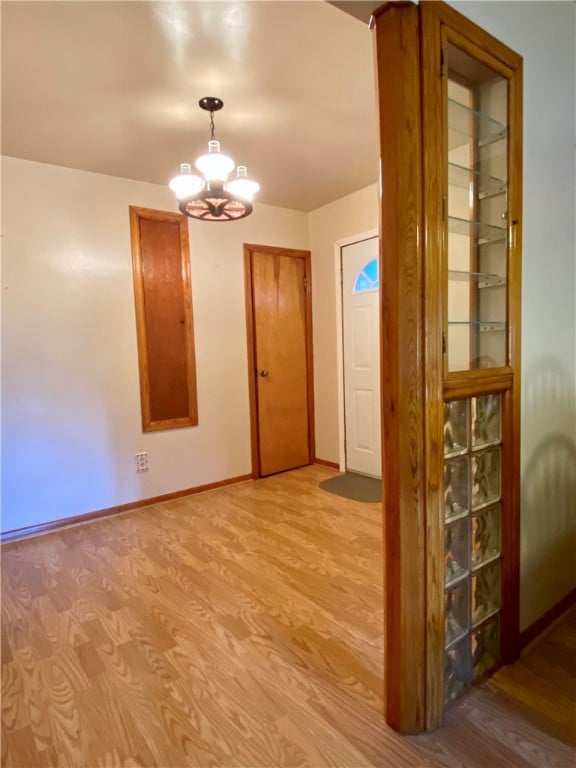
(244, 245, 314, 477)
(342, 236, 381, 477)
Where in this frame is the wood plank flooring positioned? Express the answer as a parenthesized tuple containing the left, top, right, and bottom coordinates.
(408, 608, 576, 767)
(1, 465, 574, 767)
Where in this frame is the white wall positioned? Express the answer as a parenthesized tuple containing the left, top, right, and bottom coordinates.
(1, 156, 308, 532)
(308, 184, 379, 463)
(452, 0, 576, 633)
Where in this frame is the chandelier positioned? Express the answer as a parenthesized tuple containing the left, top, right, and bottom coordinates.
(169, 97, 260, 221)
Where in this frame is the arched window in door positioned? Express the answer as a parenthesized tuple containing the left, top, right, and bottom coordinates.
(353, 257, 379, 293)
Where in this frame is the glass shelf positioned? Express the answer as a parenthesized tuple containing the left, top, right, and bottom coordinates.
(448, 99, 507, 150)
(448, 162, 506, 200)
(448, 321, 506, 332)
(448, 270, 506, 288)
(448, 216, 506, 245)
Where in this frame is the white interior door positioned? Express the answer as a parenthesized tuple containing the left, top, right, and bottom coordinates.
(342, 237, 381, 477)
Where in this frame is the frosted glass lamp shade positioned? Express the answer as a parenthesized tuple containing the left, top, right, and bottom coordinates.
(225, 166, 260, 202)
(169, 163, 205, 200)
(195, 140, 235, 182)
(169, 98, 261, 221)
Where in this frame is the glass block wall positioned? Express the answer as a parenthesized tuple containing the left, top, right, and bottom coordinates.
(444, 394, 502, 705)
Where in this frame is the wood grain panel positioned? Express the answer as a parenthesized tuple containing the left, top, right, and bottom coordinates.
(253, 251, 308, 475)
(139, 218, 189, 421)
(429, 1, 522, 73)
(129, 206, 198, 432)
(443, 369, 514, 400)
(244, 245, 314, 478)
(420, 0, 446, 732)
(373, 2, 426, 734)
(243, 250, 260, 479)
(502, 55, 523, 665)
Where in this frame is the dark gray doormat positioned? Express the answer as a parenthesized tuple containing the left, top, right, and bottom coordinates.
(319, 471, 381, 503)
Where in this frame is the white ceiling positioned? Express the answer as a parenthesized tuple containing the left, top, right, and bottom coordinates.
(1, 1, 378, 212)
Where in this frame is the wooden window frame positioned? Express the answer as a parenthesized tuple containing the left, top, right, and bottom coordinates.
(129, 206, 198, 432)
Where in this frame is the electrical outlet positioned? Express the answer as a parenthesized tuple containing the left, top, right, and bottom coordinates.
(135, 452, 149, 472)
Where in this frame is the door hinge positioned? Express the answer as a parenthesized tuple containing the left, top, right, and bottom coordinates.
(442, 195, 447, 221)
(440, 48, 445, 77)
(303, 274, 309, 292)
(442, 333, 446, 355)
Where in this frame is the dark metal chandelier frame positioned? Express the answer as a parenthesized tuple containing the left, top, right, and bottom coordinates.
(174, 97, 256, 222)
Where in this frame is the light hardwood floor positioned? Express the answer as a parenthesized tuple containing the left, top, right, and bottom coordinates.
(408, 610, 575, 767)
(1, 465, 574, 767)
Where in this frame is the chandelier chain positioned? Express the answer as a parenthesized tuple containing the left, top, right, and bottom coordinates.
(209, 111, 215, 140)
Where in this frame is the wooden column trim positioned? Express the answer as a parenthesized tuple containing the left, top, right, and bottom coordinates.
(373, 3, 427, 734)
(243, 247, 261, 478)
(419, 2, 446, 732)
(374, 0, 523, 736)
(421, 0, 524, 724)
(502, 57, 523, 664)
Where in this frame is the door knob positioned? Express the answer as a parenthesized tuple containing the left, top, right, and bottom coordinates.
(259, 369, 269, 377)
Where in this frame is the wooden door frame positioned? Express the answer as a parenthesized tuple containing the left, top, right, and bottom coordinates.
(334, 230, 379, 474)
(243, 244, 315, 479)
